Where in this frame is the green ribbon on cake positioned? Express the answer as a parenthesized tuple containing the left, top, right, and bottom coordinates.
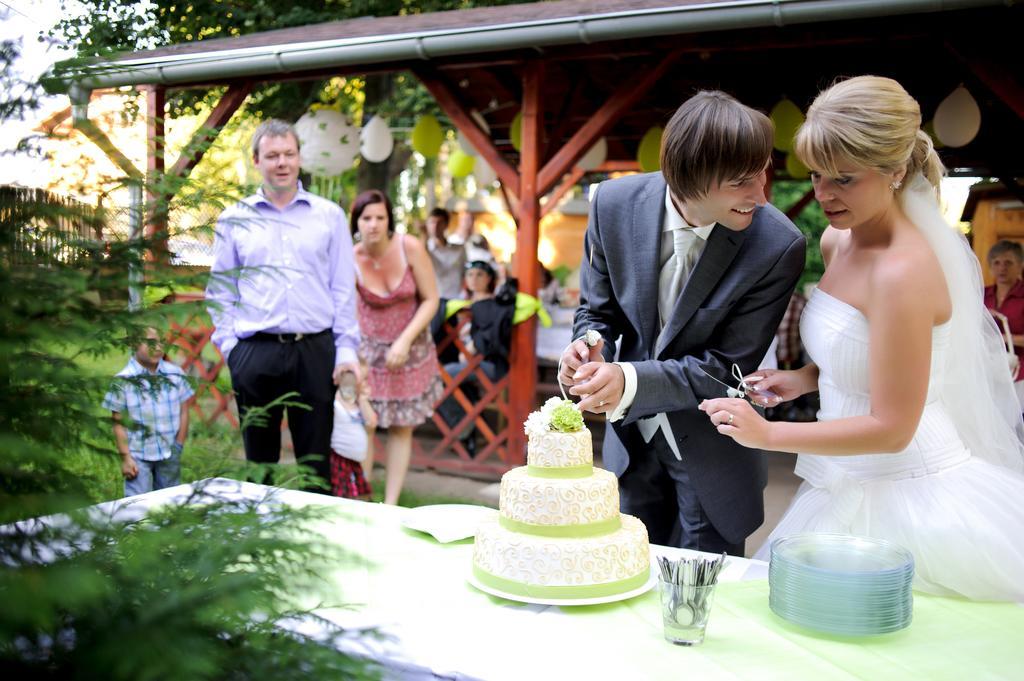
(499, 515, 620, 537)
(526, 464, 592, 479)
(472, 564, 650, 600)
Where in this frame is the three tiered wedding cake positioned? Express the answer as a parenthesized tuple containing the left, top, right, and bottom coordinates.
(472, 399, 651, 600)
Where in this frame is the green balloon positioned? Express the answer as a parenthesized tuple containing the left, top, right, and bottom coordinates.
(411, 114, 444, 158)
(448, 148, 476, 178)
(770, 99, 804, 153)
(637, 126, 663, 173)
(785, 152, 810, 180)
(510, 111, 522, 152)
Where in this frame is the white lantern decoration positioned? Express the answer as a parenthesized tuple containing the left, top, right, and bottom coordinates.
(474, 158, 497, 187)
(360, 115, 394, 163)
(458, 110, 491, 157)
(933, 86, 982, 148)
(294, 109, 359, 176)
(575, 137, 608, 171)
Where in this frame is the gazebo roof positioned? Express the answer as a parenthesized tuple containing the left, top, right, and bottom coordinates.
(48, 0, 1023, 176)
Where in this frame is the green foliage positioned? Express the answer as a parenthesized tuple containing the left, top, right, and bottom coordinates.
(53, 0, 525, 121)
(1, 42, 378, 679)
(771, 180, 829, 287)
(1, 494, 378, 680)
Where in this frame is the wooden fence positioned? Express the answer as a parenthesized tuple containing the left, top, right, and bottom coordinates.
(0, 186, 103, 264)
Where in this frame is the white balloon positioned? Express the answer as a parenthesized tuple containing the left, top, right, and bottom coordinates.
(933, 86, 981, 148)
(474, 158, 497, 186)
(360, 115, 394, 163)
(458, 110, 492, 157)
(294, 109, 359, 176)
(575, 137, 608, 171)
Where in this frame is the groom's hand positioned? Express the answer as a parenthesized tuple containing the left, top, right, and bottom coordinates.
(558, 337, 605, 387)
(570, 362, 624, 415)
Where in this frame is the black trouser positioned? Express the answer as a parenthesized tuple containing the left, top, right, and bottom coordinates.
(618, 429, 745, 556)
(227, 330, 334, 492)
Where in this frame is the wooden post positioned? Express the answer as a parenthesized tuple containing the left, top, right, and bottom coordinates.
(507, 60, 544, 465)
(145, 85, 168, 261)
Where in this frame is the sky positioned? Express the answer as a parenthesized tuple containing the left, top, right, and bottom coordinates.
(0, 0, 978, 224)
(0, 0, 78, 184)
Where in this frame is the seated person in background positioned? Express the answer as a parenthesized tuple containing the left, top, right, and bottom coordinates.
(539, 267, 562, 307)
(424, 208, 466, 301)
(437, 260, 514, 457)
(451, 211, 495, 264)
(984, 239, 1024, 412)
(330, 360, 377, 500)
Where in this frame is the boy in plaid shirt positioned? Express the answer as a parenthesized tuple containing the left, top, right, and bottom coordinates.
(103, 327, 194, 497)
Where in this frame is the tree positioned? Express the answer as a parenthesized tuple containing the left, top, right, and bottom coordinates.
(0, 39, 379, 679)
(53, 0, 526, 197)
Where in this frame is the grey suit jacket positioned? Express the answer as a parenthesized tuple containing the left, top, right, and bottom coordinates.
(573, 172, 806, 544)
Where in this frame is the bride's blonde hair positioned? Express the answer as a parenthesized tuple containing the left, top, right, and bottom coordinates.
(795, 76, 944, 193)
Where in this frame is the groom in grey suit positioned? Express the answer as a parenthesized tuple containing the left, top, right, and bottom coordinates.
(562, 91, 805, 555)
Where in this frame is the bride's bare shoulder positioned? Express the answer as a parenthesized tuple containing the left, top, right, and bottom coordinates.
(871, 230, 949, 310)
(820, 226, 841, 265)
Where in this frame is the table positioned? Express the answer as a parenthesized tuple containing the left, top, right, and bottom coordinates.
(110, 479, 1024, 680)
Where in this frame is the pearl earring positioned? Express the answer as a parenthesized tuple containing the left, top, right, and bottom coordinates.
(890, 180, 903, 191)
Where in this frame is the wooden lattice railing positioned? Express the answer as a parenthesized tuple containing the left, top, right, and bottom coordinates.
(165, 292, 236, 427)
(409, 308, 515, 476)
(164, 296, 520, 476)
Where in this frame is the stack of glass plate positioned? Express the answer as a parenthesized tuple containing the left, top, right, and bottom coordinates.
(769, 533, 914, 636)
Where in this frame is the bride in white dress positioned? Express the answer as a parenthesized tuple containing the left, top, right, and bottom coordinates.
(699, 76, 1024, 601)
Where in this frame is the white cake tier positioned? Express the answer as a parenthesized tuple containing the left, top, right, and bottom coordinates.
(472, 514, 651, 598)
(526, 429, 593, 469)
(500, 466, 620, 531)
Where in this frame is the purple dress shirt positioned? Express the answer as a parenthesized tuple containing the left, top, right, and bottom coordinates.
(205, 183, 359, 366)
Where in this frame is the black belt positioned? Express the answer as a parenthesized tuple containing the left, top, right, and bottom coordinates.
(250, 329, 331, 343)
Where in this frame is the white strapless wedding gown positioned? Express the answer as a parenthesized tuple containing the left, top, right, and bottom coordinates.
(755, 288, 1024, 601)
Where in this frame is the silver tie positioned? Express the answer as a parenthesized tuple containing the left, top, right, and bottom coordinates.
(658, 227, 697, 327)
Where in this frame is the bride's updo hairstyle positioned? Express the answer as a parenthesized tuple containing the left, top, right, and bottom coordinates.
(795, 75, 944, 193)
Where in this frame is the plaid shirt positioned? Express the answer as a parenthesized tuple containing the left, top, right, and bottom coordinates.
(776, 291, 808, 368)
(102, 357, 195, 461)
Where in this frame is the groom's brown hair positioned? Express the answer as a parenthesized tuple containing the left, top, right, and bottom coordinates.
(660, 91, 773, 202)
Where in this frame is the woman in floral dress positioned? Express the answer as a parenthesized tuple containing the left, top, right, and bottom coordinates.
(351, 189, 443, 504)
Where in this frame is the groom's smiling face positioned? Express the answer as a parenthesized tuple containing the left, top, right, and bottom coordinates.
(677, 169, 768, 231)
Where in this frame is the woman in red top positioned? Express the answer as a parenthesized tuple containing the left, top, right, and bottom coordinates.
(984, 239, 1024, 411)
(352, 190, 443, 504)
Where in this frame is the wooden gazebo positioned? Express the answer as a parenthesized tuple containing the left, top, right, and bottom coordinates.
(49, 0, 1023, 475)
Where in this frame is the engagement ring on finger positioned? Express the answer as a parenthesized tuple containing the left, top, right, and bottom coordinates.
(727, 412, 734, 425)
(598, 400, 606, 407)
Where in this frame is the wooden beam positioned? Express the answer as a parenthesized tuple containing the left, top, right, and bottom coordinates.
(946, 41, 1024, 120)
(498, 181, 519, 231)
(74, 117, 142, 180)
(543, 77, 586, 162)
(784, 187, 816, 220)
(414, 67, 520, 196)
(597, 160, 640, 172)
(169, 82, 252, 179)
(536, 49, 682, 195)
(996, 177, 1024, 206)
(507, 60, 544, 466)
(540, 166, 585, 219)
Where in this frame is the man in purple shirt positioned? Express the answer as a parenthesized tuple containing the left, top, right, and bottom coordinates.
(206, 119, 360, 491)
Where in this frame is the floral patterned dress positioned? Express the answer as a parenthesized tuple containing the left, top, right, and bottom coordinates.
(356, 237, 443, 428)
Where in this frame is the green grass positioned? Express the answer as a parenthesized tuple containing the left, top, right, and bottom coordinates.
(368, 483, 489, 508)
